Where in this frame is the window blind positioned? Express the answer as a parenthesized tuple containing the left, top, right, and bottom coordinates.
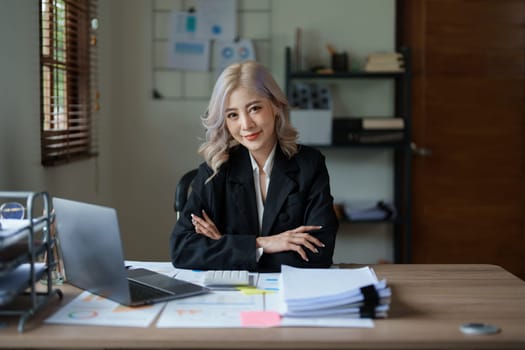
(40, 0, 98, 166)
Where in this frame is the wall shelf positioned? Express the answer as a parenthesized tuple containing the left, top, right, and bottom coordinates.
(285, 47, 412, 263)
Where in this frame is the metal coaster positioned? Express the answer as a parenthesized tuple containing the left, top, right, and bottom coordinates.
(460, 323, 500, 335)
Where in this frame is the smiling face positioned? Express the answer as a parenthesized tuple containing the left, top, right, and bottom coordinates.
(225, 87, 277, 166)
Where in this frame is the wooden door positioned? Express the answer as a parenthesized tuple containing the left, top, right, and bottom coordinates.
(400, 0, 525, 279)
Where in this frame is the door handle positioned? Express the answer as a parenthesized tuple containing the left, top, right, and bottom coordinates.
(410, 142, 432, 157)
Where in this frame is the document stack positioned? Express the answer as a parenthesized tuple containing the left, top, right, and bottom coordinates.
(331, 118, 405, 145)
(364, 52, 404, 72)
(279, 265, 391, 319)
(343, 200, 396, 221)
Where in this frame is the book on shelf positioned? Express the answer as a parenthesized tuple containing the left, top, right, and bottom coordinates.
(332, 129, 405, 145)
(367, 52, 403, 61)
(334, 117, 404, 131)
(364, 51, 405, 72)
(364, 64, 405, 73)
(363, 118, 404, 129)
(356, 131, 404, 143)
(279, 265, 391, 319)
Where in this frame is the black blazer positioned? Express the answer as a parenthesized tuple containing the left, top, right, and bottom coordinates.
(169, 144, 338, 272)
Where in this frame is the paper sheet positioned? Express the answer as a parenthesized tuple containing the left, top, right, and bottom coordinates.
(215, 39, 255, 71)
(256, 273, 280, 292)
(156, 291, 264, 328)
(0, 219, 45, 248)
(281, 265, 379, 300)
(167, 37, 211, 71)
(45, 291, 165, 327)
(195, 0, 236, 41)
(52, 262, 376, 329)
(124, 260, 178, 277)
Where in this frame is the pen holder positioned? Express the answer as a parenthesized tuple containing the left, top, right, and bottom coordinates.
(331, 52, 349, 72)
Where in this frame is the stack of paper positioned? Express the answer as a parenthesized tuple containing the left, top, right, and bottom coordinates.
(279, 265, 391, 319)
(343, 200, 396, 221)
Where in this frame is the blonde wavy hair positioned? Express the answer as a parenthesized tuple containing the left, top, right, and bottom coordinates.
(198, 61, 298, 181)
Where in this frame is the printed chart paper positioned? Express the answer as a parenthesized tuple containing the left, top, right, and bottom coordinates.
(45, 291, 165, 327)
(215, 39, 255, 71)
(156, 291, 264, 328)
(167, 37, 211, 71)
(195, 0, 236, 41)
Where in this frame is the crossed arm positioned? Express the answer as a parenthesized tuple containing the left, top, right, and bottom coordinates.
(191, 210, 325, 262)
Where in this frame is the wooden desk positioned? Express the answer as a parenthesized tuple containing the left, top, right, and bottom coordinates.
(1, 264, 524, 349)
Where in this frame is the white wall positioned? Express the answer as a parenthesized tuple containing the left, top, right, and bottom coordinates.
(0, 0, 113, 205)
(1, 0, 395, 264)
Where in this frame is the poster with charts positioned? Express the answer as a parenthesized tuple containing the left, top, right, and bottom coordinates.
(167, 36, 211, 71)
(168, 2, 236, 41)
(166, 0, 236, 71)
(44, 291, 164, 327)
(216, 39, 255, 71)
(168, 11, 211, 71)
(195, 0, 237, 41)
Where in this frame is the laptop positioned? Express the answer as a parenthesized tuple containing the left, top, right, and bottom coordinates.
(52, 197, 209, 306)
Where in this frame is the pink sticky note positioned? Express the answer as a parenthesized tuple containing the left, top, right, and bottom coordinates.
(240, 311, 281, 328)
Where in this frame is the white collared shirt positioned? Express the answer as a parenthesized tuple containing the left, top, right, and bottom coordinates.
(248, 144, 277, 233)
(249, 144, 277, 262)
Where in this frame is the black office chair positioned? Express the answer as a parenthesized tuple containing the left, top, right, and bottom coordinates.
(174, 169, 198, 219)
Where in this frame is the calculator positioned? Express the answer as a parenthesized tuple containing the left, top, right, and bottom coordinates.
(203, 270, 251, 286)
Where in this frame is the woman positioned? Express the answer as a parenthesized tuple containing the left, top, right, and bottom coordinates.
(170, 61, 338, 272)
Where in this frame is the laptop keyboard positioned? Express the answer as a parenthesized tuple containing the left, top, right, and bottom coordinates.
(128, 279, 172, 302)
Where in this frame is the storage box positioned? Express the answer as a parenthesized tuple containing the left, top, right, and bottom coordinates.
(290, 109, 332, 145)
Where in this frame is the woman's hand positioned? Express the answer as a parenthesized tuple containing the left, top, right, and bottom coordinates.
(191, 210, 222, 240)
(255, 226, 325, 261)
